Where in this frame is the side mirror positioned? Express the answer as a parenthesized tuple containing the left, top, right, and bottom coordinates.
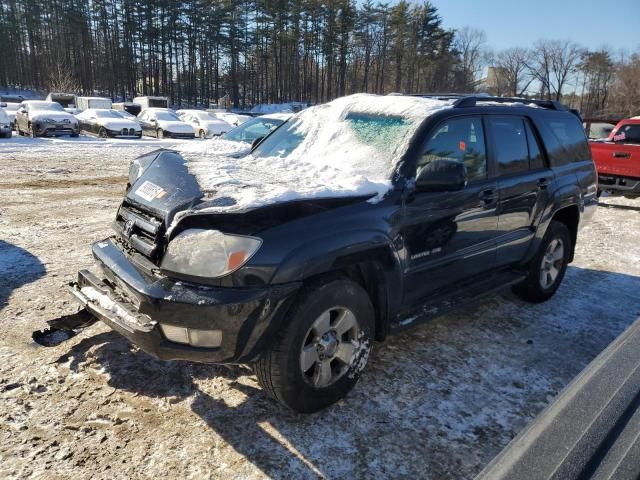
(416, 159, 467, 192)
(251, 136, 265, 149)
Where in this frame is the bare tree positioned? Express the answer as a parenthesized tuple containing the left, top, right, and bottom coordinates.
(47, 63, 81, 94)
(527, 40, 582, 101)
(493, 47, 533, 96)
(577, 48, 616, 116)
(454, 26, 489, 91)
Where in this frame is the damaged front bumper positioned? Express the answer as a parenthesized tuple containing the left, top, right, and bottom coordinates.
(68, 238, 300, 363)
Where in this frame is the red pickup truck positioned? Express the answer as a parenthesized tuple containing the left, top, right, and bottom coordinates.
(589, 117, 640, 197)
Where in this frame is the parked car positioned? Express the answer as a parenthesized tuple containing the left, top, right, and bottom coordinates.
(0, 108, 12, 138)
(590, 117, 640, 198)
(0, 94, 24, 103)
(137, 108, 194, 139)
(67, 94, 596, 413)
(176, 109, 232, 138)
(15, 100, 80, 137)
(76, 96, 112, 112)
(222, 113, 290, 145)
(133, 96, 169, 109)
(45, 93, 78, 114)
(208, 111, 252, 127)
(2, 102, 20, 130)
(583, 118, 617, 140)
(75, 109, 142, 138)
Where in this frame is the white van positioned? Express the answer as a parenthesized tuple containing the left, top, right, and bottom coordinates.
(132, 96, 169, 109)
(76, 96, 112, 112)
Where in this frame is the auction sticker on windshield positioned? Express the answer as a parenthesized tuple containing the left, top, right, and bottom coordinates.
(135, 180, 166, 202)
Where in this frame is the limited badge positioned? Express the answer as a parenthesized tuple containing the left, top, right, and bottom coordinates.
(135, 180, 166, 202)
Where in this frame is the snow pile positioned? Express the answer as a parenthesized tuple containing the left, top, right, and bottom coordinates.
(184, 93, 451, 213)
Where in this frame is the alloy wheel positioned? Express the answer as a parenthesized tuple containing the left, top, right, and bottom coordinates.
(300, 307, 360, 388)
(540, 238, 564, 289)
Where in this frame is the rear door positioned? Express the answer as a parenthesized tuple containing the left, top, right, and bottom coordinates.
(488, 115, 554, 266)
(401, 115, 500, 306)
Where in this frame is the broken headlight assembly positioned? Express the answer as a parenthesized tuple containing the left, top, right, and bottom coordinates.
(160, 229, 262, 278)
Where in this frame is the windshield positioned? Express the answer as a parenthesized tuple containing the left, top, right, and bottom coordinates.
(32, 102, 64, 112)
(155, 111, 180, 121)
(95, 110, 125, 119)
(253, 111, 414, 164)
(223, 117, 285, 143)
(194, 112, 214, 121)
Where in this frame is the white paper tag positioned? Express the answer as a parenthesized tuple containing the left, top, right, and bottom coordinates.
(135, 180, 166, 202)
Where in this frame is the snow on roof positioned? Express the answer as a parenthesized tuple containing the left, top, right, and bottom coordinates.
(179, 93, 451, 216)
(261, 113, 293, 121)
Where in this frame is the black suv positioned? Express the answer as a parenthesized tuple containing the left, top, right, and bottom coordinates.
(69, 94, 597, 413)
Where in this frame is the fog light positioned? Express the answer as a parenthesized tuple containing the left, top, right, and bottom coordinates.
(188, 329, 223, 348)
(159, 324, 222, 348)
(160, 324, 189, 344)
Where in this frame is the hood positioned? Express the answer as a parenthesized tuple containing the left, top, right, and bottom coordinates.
(126, 150, 371, 236)
(100, 119, 140, 130)
(31, 111, 77, 122)
(157, 120, 192, 133)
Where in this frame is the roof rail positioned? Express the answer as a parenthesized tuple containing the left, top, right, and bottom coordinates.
(452, 95, 568, 111)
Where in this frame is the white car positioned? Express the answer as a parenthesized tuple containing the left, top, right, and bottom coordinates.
(75, 109, 142, 138)
(0, 108, 12, 138)
(2, 102, 20, 130)
(15, 101, 80, 137)
(137, 108, 195, 139)
(209, 112, 252, 127)
(176, 109, 232, 139)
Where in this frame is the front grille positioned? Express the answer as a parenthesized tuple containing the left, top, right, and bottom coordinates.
(121, 128, 128, 136)
(114, 202, 164, 261)
(129, 128, 135, 136)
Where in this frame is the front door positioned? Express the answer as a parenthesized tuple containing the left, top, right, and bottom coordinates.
(401, 115, 499, 308)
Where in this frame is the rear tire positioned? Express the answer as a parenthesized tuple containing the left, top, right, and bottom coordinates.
(199, 129, 206, 139)
(28, 124, 36, 138)
(255, 277, 374, 413)
(513, 220, 571, 303)
(98, 127, 108, 138)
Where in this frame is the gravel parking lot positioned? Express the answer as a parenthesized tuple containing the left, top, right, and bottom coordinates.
(1, 136, 639, 479)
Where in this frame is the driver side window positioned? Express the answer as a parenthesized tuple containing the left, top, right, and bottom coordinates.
(417, 116, 487, 182)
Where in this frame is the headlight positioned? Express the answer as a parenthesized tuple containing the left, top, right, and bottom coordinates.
(128, 152, 157, 185)
(161, 229, 262, 278)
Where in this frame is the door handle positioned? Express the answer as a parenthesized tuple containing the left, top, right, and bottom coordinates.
(613, 151, 631, 159)
(479, 188, 497, 204)
(538, 178, 550, 190)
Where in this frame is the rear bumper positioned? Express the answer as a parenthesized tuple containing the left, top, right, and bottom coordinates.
(598, 174, 640, 196)
(69, 238, 300, 363)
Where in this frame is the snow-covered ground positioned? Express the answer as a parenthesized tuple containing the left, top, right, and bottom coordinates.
(0, 136, 639, 479)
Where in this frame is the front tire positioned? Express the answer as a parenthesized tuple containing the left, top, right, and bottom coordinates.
(255, 277, 374, 413)
(513, 220, 571, 303)
(157, 129, 164, 139)
(98, 127, 108, 138)
(199, 129, 206, 139)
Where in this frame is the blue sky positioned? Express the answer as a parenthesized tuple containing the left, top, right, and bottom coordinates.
(430, 0, 640, 52)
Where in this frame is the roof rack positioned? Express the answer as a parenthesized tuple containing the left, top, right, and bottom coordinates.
(452, 95, 567, 111)
(410, 93, 568, 111)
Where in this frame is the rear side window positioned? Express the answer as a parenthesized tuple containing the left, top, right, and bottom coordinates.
(538, 114, 591, 166)
(488, 117, 529, 175)
(612, 124, 640, 144)
(418, 116, 487, 182)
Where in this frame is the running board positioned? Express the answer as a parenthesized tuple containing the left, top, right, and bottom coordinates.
(390, 270, 527, 332)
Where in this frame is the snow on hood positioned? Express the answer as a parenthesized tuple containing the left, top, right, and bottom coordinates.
(179, 94, 451, 215)
(157, 120, 192, 133)
(30, 110, 77, 122)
